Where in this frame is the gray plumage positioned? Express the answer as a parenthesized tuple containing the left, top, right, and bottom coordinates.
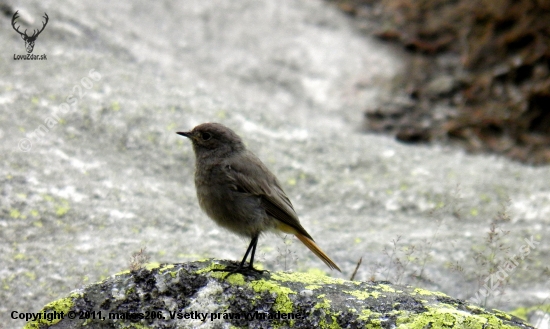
(177, 123, 340, 273)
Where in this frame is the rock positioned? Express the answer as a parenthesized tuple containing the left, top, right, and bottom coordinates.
(2, 0, 549, 325)
(425, 75, 456, 96)
(26, 260, 534, 329)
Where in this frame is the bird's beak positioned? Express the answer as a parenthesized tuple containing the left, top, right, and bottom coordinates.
(177, 131, 192, 138)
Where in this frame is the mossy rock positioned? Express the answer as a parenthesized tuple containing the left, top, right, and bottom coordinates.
(26, 260, 534, 328)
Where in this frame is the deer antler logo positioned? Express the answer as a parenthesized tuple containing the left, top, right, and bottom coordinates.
(12, 10, 49, 53)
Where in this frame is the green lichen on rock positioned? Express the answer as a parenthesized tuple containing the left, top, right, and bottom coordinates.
(396, 306, 521, 329)
(509, 304, 550, 322)
(270, 270, 345, 286)
(314, 293, 341, 329)
(345, 289, 381, 300)
(24, 292, 80, 329)
(26, 259, 535, 329)
(413, 287, 451, 297)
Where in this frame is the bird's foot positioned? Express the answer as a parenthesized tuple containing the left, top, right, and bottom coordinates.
(211, 264, 268, 279)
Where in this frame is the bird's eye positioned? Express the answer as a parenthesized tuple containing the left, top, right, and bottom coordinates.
(200, 132, 212, 141)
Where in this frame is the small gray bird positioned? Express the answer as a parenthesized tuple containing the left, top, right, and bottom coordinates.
(177, 123, 341, 275)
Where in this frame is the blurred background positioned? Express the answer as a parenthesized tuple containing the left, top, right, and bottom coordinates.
(0, 0, 548, 328)
(333, 0, 550, 165)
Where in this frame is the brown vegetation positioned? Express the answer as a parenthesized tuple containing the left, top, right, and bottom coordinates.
(332, 0, 550, 164)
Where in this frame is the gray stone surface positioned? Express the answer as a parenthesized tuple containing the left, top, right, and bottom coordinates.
(26, 261, 536, 329)
(0, 0, 548, 328)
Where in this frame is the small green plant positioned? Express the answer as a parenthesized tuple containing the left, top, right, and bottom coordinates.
(375, 187, 526, 309)
(470, 204, 512, 307)
(129, 248, 150, 271)
(381, 236, 416, 284)
(276, 235, 297, 271)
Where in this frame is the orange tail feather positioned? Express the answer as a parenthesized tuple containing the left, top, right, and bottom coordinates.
(295, 233, 341, 272)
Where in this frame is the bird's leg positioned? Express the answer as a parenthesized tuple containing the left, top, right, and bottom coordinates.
(238, 234, 257, 269)
(211, 234, 268, 278)
(247, 235, 260, 270)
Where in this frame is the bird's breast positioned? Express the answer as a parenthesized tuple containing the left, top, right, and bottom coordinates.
(194, 165, 270, 237)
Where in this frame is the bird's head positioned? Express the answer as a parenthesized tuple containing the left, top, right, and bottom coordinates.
(177, 123, 245, 158)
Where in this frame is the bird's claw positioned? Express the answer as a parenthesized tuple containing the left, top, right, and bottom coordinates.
(211, 264, 269, 279)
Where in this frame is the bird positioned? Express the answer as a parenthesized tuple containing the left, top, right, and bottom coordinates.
(177, 123, 341, 276)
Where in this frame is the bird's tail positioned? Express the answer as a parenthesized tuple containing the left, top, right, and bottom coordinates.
(295, 233, 341, 272)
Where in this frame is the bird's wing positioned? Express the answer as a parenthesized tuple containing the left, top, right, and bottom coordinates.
(225, 151, 314, 241)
